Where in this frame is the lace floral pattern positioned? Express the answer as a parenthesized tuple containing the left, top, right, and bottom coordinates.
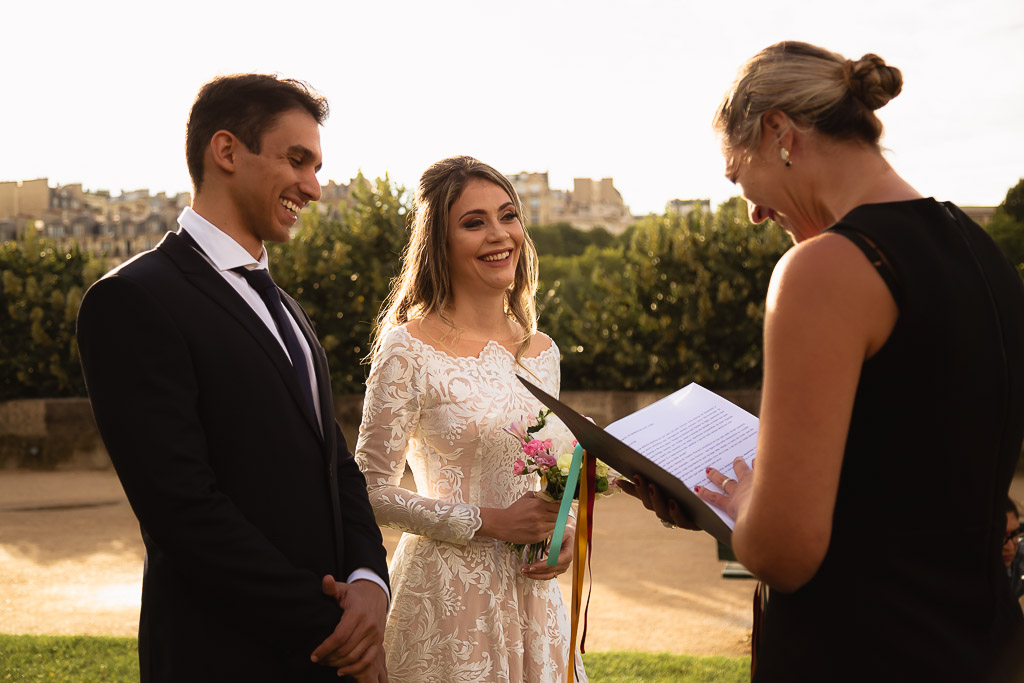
(355, 326, 585, 682)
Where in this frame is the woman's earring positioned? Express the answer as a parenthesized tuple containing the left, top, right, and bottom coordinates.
(780, 147, 792, 167)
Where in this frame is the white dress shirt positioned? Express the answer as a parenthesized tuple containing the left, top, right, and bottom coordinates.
(177, 207, 389, 600)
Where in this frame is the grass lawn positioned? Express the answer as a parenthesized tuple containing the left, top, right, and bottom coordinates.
(582, 650, 750, 682)
(0, 635, 139, 681)
(0, 634, 750, 682)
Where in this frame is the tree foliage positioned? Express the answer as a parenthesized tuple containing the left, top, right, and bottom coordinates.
(268, 174, 410, 394)
(0, 230, 105, 399)
(530, 222, 620, 257)
(1, 185, 795, 400)
(986, 178, 1024, 282)
(999, 178, 1024, 223)
(539, 198, 790, 390)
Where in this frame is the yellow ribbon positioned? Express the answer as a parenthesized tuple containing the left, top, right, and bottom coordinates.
(567, 449, 589, 681)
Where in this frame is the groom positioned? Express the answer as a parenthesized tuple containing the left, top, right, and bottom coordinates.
(76, 74, 389, 682)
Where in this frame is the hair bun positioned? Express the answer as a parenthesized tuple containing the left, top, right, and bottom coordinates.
(843, 54, 903, 110)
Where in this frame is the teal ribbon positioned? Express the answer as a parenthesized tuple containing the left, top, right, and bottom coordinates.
(547, 443, 584, 567)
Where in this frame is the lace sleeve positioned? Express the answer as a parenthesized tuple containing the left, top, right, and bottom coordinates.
(354, 330, 482, 545)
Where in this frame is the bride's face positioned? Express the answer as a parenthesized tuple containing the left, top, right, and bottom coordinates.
(446, 178, 523, 298)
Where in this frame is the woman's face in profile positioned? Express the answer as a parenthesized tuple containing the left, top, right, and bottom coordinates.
(725, 136, 816, 243)
(726, 143, 791, 234)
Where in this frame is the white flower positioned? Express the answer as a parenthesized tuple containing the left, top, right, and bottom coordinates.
(556, 451, 573, 476)
(532, 416, 576, 460)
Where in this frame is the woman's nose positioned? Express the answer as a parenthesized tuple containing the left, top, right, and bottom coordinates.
(487, 222, 509, 240)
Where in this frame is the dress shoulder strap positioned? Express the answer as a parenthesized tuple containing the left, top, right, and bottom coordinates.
(827, 225, 902, 301)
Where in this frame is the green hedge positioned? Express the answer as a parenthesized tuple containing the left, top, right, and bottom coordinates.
(1, 183, 788, 398)
(0, 230, 105, 400)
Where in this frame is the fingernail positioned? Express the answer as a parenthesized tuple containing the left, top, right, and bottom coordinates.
(694, 486, 701, 493)
(311, 655, 319, 663)
(705, 467, 711, 474)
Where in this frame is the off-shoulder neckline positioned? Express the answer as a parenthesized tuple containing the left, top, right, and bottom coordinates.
(390, 325, 558, 363)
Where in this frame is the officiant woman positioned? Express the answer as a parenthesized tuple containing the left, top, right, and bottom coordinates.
(623, 41, 1024, 682)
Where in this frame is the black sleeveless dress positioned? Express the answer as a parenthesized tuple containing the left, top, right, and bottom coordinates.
(753, 199, 1024, 682)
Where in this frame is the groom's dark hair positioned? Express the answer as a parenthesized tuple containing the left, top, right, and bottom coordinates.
(185, 73, 329, 193)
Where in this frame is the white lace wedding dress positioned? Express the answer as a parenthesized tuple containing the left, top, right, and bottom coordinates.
(355, 325, 586, 682)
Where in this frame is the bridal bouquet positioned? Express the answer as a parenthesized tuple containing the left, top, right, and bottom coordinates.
(505, 408, 617, 563)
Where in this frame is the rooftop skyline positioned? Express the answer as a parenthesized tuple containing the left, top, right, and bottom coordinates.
(2, 0, 1021, 215)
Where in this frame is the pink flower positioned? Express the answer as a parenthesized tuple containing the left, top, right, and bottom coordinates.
(504, 416, 533, 443)
(513, 458, 526, 476)
(523, 439, 552, 458)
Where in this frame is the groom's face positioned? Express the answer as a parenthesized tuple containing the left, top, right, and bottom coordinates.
(231, 108, 323, 245)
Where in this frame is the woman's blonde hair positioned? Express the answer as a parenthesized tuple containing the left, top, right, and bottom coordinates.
(714, 41, 903, 157)
(370, 155, 539, 363)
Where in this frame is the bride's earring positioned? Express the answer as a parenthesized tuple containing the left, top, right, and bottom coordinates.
(780, 147, 792, 168)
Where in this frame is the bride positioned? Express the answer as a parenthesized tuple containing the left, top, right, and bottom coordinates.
(354, 156, 586, 682)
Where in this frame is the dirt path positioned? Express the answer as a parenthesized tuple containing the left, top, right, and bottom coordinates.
(9, 469, 1024, 657)
(11, 469, 1024, 655)
(0, 470, 756, 655)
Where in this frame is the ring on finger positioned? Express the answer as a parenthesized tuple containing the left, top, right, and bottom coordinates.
(721, 477, 734, 491)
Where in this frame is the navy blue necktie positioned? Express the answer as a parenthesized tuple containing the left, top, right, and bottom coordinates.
(230, 266, 318, 420)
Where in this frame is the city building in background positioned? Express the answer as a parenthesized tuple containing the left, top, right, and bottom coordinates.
(0, 179, 190, 259)
(0, 177, 369, 262)
(666, 198, 712, 217)
(4, 176, 997, 261)
(316, 177, 373, 220)
(506, 172, 634, 233)
(961, 206, 997, 226)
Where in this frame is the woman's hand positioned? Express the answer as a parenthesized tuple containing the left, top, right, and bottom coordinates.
(696, 456, 754, 521)
(521, 525, 575, 580)
(618, 475, 700, 530)
(478, 491, 560, 544)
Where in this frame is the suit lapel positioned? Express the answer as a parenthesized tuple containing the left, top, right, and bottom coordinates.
(158, 232, 323, 440)
(282, 292, 345, 566)
(282, 294, 334, 452)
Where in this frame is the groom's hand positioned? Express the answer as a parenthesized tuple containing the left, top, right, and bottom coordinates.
(310, 575, 388, 681)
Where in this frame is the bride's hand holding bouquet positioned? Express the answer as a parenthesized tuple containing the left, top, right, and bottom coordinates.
(504, 409, 618, 570)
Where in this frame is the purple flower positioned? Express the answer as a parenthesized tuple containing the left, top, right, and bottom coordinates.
(534, 452, 557, 469)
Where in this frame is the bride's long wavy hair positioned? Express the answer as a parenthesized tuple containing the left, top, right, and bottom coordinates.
(370, 156, 540, 364)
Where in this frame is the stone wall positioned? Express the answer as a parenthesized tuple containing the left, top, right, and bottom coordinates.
(0, 398, 111, 469)
(0, 389, 762, 470)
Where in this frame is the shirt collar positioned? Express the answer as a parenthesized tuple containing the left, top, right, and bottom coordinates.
(177, 207, 270, 272)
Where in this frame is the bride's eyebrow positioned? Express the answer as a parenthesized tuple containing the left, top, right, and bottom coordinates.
(458, 202, 514, 222)
(458, 209, 486, 221)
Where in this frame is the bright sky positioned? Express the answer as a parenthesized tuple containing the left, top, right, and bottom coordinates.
(3, 0, 1022, 215)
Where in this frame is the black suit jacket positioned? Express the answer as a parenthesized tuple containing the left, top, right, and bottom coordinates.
(76, 231, 389, 682)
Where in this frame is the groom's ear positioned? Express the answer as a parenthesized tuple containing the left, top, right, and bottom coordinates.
(208, 130, 240, 175)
